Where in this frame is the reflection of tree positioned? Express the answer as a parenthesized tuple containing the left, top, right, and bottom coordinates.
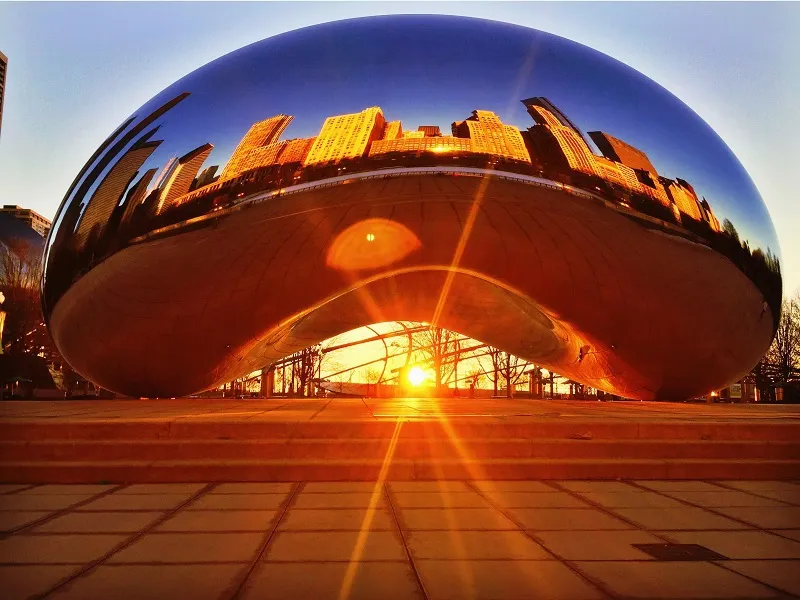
(722, 219, 740, 244)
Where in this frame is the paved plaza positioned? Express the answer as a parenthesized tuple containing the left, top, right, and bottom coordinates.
(1, 399, 798, 597)
(1, 479, 800, 599)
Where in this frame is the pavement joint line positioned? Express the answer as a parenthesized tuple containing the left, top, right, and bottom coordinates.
(228, 482, 302, 599)
(464, 480, 619, 600)
(32, 482, 217, 600)
(0, 484, 39, 495)
(384, 481, 431, 600)
(307, 399, 333, 421)
(624, 480, 794, 533)
(711, 480, 800, 506)
(706, 559, 800, 598)
(1, 484, 127, 538)
(545, 480, 676, 544)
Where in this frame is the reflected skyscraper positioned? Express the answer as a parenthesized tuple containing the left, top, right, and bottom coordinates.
(221, 115, 292, 180)
(589, 131, 659, 174)
(120, 167, 158, 225)
(157, 143, 213, 213)
(304, 107, 385, 165)
(452, 110, 530, 163)
(75, 134, 162, 246)
(0, 51, 7, 137)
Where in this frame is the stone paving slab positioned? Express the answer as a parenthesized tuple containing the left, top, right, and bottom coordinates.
(0, 480, 797, 599)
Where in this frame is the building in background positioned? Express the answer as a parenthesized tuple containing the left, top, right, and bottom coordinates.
(0, 205, 51, 237)
(0, 51, 6, 137)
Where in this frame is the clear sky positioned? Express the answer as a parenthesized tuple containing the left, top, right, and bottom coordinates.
(0, 1, 797, 295)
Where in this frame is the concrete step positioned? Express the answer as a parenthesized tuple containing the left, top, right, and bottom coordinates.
(2, 420, 798, 441)
(2, 439, 798, 462)
(2, 458, 799, 483)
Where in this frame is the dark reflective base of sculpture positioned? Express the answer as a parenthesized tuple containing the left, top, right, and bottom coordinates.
(49, 172, 773, 400)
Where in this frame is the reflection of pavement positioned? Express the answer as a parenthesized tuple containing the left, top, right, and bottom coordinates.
(0, 477, 799, 599)
(50, 174, 773, 400)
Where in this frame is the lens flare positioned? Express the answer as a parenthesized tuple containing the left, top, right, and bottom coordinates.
(408, 366, 427, 387)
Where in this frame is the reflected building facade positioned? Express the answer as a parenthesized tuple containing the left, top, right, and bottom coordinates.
(0, 51, 6, 136)
(41, 16, 782, 401)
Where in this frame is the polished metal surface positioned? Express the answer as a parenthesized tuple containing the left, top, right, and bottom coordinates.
(42, 16, 782, 399)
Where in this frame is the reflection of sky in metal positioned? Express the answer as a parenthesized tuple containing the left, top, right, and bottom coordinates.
(89, 15, 777, 256)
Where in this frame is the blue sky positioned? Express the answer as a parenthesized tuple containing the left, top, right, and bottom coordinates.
(0, 2, 797, 294)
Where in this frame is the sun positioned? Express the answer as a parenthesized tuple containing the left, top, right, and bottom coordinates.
(407, 366, 427, 387)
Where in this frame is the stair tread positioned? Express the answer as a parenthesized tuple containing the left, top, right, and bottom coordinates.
(4, 458, 799, 466)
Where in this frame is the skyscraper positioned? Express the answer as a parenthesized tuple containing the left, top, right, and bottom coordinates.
(522, 97, 591, 145)
(277, 137, 315, 165)
(382, 121, 403, 140)
(588, 131, 659, 175)
(701, 198, 722, 232)
(119, 168, 158, 225)
(664, 178, 703, 221)
(157, 143, 214, 213)
(304, 107, 385, 166)
(369, 135, 473, 157)
(76, 137, 162, 246)
(523, 101, 597, 176)
(221, 115, 293, 180)
(417, 126, 442, 137)
(193, 165, 219, 190)
(452, 110, 530, 163)
(229, 141, 289, 176)
(0, 51, 6, 136)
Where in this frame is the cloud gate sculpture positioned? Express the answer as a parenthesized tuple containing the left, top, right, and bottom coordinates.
(42, 16, 782, 400)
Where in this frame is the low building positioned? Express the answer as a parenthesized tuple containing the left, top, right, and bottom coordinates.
(0, 205, 51, 237)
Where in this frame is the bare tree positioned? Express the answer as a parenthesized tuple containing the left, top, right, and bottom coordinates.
(412, 325, 462, 394)
(0, 238, 45, 355)
(767, 295, 800, 385)
(750, 292, 800, 401)
(483, 346, 528, 398)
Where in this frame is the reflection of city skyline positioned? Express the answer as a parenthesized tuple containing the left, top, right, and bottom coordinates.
(43, 87, 780, 326)
(149, 96, 722, 234)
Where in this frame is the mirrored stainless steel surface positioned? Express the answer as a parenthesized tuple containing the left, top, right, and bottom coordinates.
(42, 16, 782, 399)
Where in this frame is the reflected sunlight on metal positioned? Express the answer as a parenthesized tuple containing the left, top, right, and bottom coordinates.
(41, 15, 782, 400)
(326, 218, 421, 271)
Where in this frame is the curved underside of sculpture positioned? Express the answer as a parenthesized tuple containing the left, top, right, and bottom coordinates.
(48, 172, 774, 399)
